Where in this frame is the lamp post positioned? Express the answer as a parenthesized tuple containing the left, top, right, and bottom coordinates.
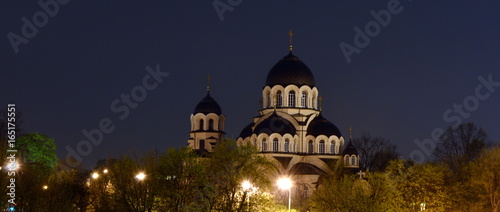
(242, 180, 252, 211)
(277, 178, 292, 212)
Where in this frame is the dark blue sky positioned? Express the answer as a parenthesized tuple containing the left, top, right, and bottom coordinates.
(1, 0, 499, 168)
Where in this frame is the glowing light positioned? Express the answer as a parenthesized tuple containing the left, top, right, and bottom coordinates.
(92, 172, 99, 179)
(103, 169, 108, 174)
(242, 180, 252, 191)
(43, 185, 48, 190)
(136, 172, 146, 181)
(277, 178, 292, 190)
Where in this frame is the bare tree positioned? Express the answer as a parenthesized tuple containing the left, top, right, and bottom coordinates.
(352, 133, 399, 171)
(433, 122, 487, 175)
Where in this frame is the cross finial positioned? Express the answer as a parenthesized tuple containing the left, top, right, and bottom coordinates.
(207, 74, 211, 92)
(349, 126, 353, 139)
(288, 29, 293, 51)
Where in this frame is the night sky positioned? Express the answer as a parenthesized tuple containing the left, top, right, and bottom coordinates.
(1, 0, 499, 168)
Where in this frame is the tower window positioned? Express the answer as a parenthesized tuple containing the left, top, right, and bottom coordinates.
(284, 138, 290, 152)
(262, 138, 267, 152)
(351, 156, 356, 166)
(199, 119, 204, 131)
(273, 138, 279, 152)
(312, 95, 317, 109)
(276, 91, 283, 107)
(209, 119, 214, 130)
(199, 139, 205, 150)
(288, 91, 295, 107)
(330, 142, 335, 154)
(319, 140, 325, 154)
(301, 91, 307, 107)
(308, 140, 314, 154)
(344, 156, 349, 166)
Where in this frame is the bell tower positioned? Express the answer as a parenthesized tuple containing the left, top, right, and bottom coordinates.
(187, 75, 225, 154)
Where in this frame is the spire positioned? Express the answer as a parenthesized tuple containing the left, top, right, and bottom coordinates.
(288, 29, 293, 52)
(207, 74, 211, 92)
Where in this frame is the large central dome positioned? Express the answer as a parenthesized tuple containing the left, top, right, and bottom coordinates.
(265, 52, 316, 87)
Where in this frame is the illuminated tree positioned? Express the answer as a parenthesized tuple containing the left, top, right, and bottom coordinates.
(469, 146, 500, 212)
(206, 139, 277, 211)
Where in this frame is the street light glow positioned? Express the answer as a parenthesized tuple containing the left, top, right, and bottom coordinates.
(277, 178, 292, 190)
(43, 185, 48, 190)
(277, 177, 292, 212)
(242, 180, 252, 191)
(136, 172, 146, 181)
(92, 172, 99, 179)
(103, 169, 108, 174)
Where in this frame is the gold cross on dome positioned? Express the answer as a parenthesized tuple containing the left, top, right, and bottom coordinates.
(349, 126, 353, 139)
(288, 29, 293, 51)
(207, 74, 211, 91)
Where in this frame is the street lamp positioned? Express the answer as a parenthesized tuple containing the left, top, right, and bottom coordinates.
(241, 180, 252, 211)
(42, 185, 48, 190)
(277, 178, 292, 212)
(92, 172, 99, 179)
(103, 169, 108, 174)
(136, 172, 146, 181)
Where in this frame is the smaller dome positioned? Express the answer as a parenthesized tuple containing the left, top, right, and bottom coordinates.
(307, 114, 342, 137)
(239, 123, 254, 139)
(194, 92, 222, 115)
(253, 113, 296, 135)
(342, 141, 358, 155)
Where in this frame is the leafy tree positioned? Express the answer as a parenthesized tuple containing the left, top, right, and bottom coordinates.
(17, 133, 58, 169)
(155, 147, 209, 211)
(469, 146, 500, 212)
(206, 139, 277, 211)
(108, 151, 161, 212)
(352, 133, 399, 171)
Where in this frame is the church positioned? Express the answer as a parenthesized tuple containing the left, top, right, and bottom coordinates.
(186, 36, 360, 202)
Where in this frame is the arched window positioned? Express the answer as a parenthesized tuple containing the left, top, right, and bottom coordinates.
(344, 156, 349, 166)
(199, 119, 204, 131)
(262, 138, 267, 152)
(288, 91, 295, 107)
(276, 91, 283, 107)
(208, 119, 214, 130)
(301, 91, 307, 107)
(308, 140, 314, 154)
(273, 138, 279, 152)
(330, 142, 335, 154)
(312, 95, 317, 109)
(351, 156, 356, 166)
(284, 138, 290, 152)
(319, 140, 325, 154)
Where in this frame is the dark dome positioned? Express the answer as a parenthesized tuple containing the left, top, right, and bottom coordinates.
(265, 52, 315, 87)
(307, 114, 342, 137)
(342, 141, 358, 155)
(239, 123, 254, 139)
(253, 113, 296, 135)
(193, 92, 222, 115)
